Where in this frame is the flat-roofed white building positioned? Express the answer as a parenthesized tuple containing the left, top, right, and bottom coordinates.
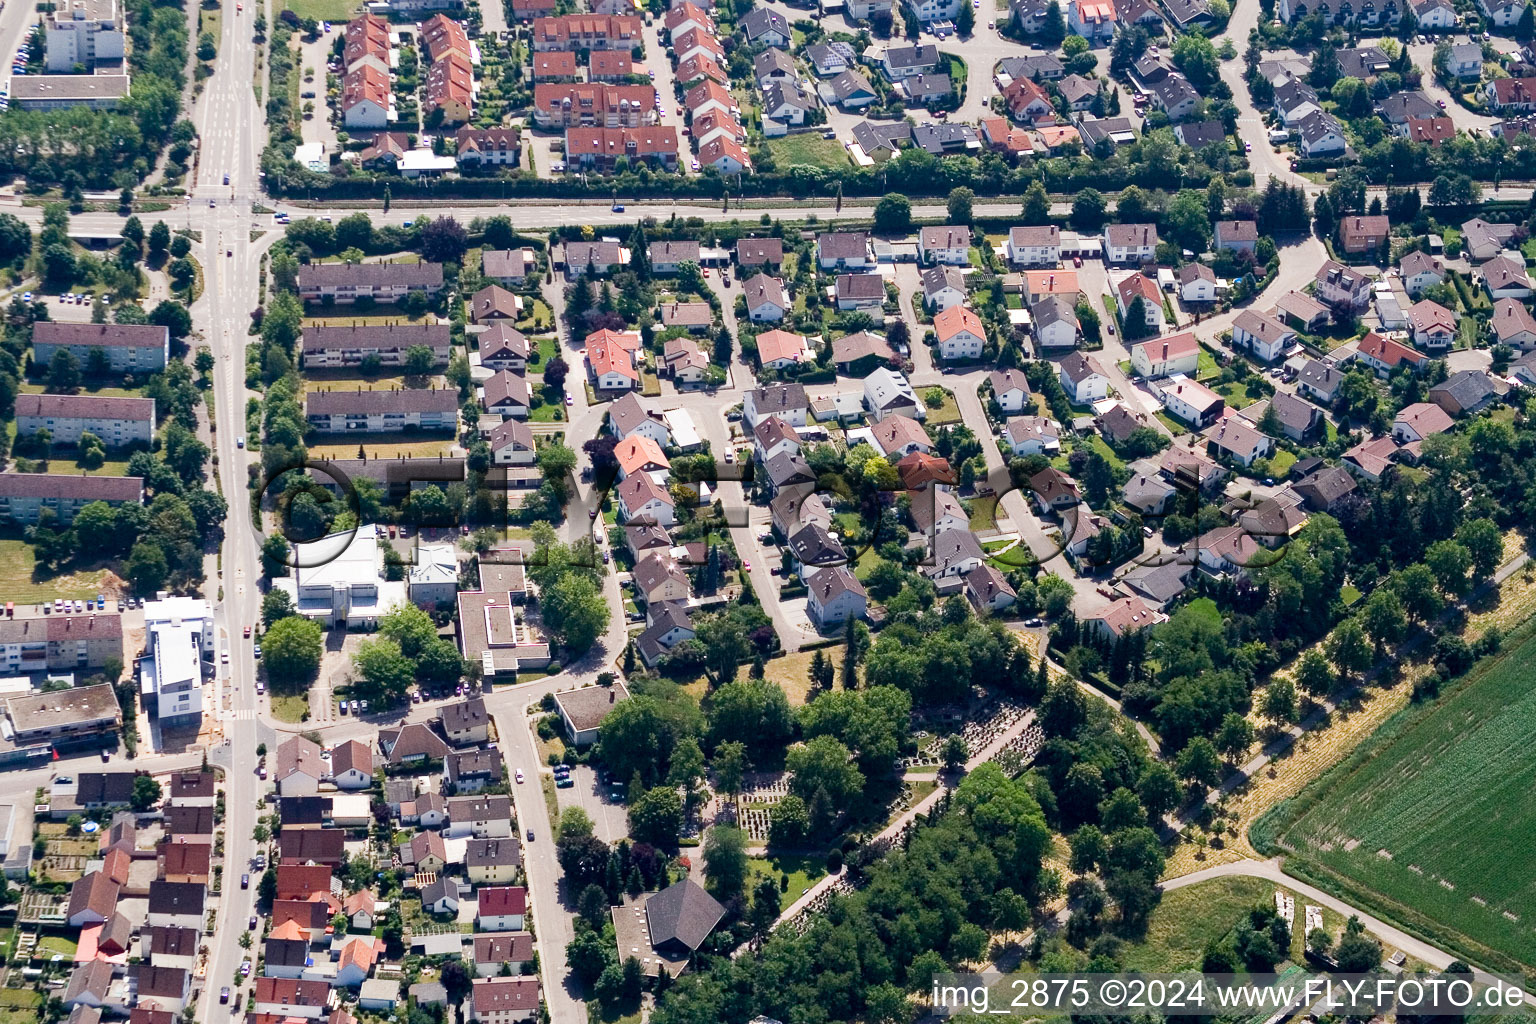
(274, 525, 409, 630)
(45, 0, 125, 71)
(140, 597, 213, 726)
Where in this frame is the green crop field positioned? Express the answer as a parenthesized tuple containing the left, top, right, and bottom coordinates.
(1255, 619, 1536, 972)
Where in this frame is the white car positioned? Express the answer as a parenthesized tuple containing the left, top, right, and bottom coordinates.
(515, 769, 525, 783)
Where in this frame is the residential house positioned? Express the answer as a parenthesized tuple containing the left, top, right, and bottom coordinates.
(1393, 401, 1455, 442)
(480, 371, 531, 420)
(1116, 273, 1164, 332)
(1408, 298, 1456, 350)
(1230, 309, 1295, 363)
(1355, 331, 1428, 376)
(275, 736, 324, 797)
(863, 367, 922, 422)
(833, 332, 898, 375)
(1399, 251, 1445, 296)
(1297, 110, 1348, 157)
(1314, 260, 1372, 311)
(919, 225, 971, 266)
(1002, 416, 1061, 456)
(1059, 352, 1109, 403)
(988, 369, 1032, 413)
(1429, 370, 1496, 416)
(933, 305, 987, 362)
(1068, 0, 1117, 42)
(472, 934, 535, 978)
(615, 474, 675, 526)
(487, 420, 535, 466)
(379, 722, 452, 766)
(744, 274, 789, 321)
(1130, 332, 1199, 378)
(817, 231, 873, 270)
(1178, 263, 1218, 304)
(736, 237, 784, 270)
(304, 388, 458, 433)
(1032, 296, 1080, 349)
(789, 566, 864, 633)
(477, 888, 527, 932)
(1206, 416, 1274, 467)
(1493, 297, 1536, 350)
(1159, 376, 1225, 428)
(1103, 223, 1158, 264)
(608, 393, 671, 447)
(1479, 255, 1533, 298)
(1339, 215, 1391, 256)
(330, 740, 373, 790)
(1213, 220, 1259, 253)
(922, 266, 968, 312)
(742, 383, 809, 428)
(869, 414, 933, 458)
(1007, 225, 1061, 266)
(835, 273, 886, 310)
(469, 979, 540, 1024)
(1461, 217, 1519, 261)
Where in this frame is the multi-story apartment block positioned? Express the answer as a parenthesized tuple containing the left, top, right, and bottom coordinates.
(296, 262, 445, 304)
(0, 472, 143, 525)
(32, 322, 168, 373)
(15, 393, 154, 447)
(300, 324, 452, 369)
(532, 83, 657, 127)
(304, 388, 459, 433)
(45, 0, 125, 71)
(0, 615, 125, 674)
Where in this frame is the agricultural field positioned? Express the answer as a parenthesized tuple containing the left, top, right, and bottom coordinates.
(1255, 619, 1536, 972)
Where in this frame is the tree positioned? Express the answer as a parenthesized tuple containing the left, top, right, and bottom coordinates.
(768, 792, 810, 847)
(873, 193, 912, 234)
(702, 824, 748, 901)
(1071, 189, 1107, 231)
(1424, 539, 1472, 597)
(956, 0, 975, 32)
(150, 300, 193, 341)
(262, 588, 295, 627)
(131, 774, 163, 811)
(420, 216, 469, 263)
(48, 350, 82, 392)
(1334, 917, 1383, 971)
(403, 345, 436, 377)
(1261, 677, 1298, 725)
(1313, 192, 1336, 237)
(627, 786, 684, 847)
(712, 740, 746, 798)
(1457, 518, 1503, 581)
(947, 187, 975, 225)
(1021, 181, 1051, 225)
(1176, 736, 1222, 789)
(263, 615, 323, 686)
(1392, 563, 1444, 622)
(1293, 647, 1333, 699)
(1136, 762, 1181, 819)
(786, 735, 865, 823)
(1039, 0, 1065, 43)
(1214, 712, 1255, 762)
(148, 220, 171, 257)
(1326, 618, 1373, 684)
(542, 573, 609, 655)
(577, 883, 609, 929)
(261, 534, 292, 578)
(125, 540, 169, 593)
(1519, 0, 1536, 41)
(352, 637, 414, 704)
(1360, 588, 1408, 654)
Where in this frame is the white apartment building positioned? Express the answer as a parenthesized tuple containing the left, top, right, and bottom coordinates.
(274, 525, 409, 630)
(46, 0, 125, 71)
(141, 597, 213, 726)
(15, 393, 154, 447)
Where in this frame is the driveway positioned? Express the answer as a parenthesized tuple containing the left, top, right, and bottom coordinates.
(1405, 40, 1499, 133)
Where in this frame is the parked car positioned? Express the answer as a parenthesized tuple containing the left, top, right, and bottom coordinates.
(248, 916, 257, 931)
(221, 989, 231, 1005)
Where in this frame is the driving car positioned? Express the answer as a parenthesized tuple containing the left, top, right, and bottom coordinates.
(237, 436, 245, 447)
(241, 873, 249, 889)
(223, 174, 230, 185)
(516, 769, 524, 783)
(527, 828, 535, 841)
(221, 989, 231, 1005)
(248, 916, 257, 930)
(244, 625, 251, 638)
(564, 392, 573, 406)
(611, 203, 625, 212)
(743, 560, 751, 571)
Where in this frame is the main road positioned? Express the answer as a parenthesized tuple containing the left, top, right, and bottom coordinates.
(187, 0, 273, 1019)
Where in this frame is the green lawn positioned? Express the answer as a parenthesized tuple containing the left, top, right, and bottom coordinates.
(746, 852, 827, 912)
(0, 538, 118, 603)
(1196, 345, 1221, 381)
(281, 0, 359, 21)
(924, 388, 963, 426)
(528, 401, 566, 423)
(271, 694, 308, 723)
(765, 133, 848, 171)
(20, 382, 143, 398)
(517, 301, 555, 334)
(968, 494, 998, 531)
(1120, 875, 1275, 973)
(1267, 448, 1297, 479)
(1340, 583, 1362, 606)
(1254, 617, 1536, 973)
